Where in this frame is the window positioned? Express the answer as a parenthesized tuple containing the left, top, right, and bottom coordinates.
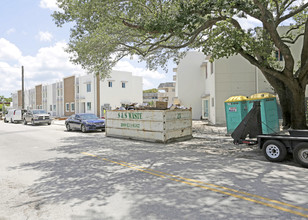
(76, 85, 79, 93)
(87, 83, 91, 92)
(71, 102, 75, 112)
(212, 97, 215, 107)
(108, 81, 112, 87)
(66, 103, 70, 112)
(275, 50, 283, 61)
(205, 64, 208, 79)
(122, 82, 126, 88)
(211, 62, 214, 74)
(53, 105, 56, 111)
(50, 105, 52, 111)
(87, 102, 91, 111)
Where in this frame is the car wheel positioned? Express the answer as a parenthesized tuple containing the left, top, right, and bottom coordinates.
(81, 124, 87, 133)
(31, 119, 35, 126)
(262, 140, 287, 162)
(293, 143, 308, 168)
(47, 122, 51, 125)
(4, 118, 8, 123)
(23, 119, 27, 125)
(10, 119, 13, 123)
(66, 123, 71, 131)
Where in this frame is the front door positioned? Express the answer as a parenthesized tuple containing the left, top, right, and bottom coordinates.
(202, 99, 209, 119)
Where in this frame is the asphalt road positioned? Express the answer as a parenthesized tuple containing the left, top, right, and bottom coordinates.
(0, 121, 308, 220)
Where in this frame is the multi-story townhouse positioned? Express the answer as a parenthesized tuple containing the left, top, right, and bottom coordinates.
(157, 82, 176, 107)
(11, 70, 143, 118)
(174, 26, 304, 124)
(174, 51, 273, 123)
(143, 92, 158, 106)
(56, 81, 64, 117)
(99, 70, 143, 116)
(42, 83, 57, 116)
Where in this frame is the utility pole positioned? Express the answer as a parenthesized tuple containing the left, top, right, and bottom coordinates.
(22, 66, 24, 109)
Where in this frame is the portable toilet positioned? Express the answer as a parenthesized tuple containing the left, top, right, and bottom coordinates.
(247, 93, 279, 134)
(224, 96, 248, 134)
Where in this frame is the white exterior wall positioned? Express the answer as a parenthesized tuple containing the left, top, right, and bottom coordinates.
(11, 92, 18, 109)
(175, 51, 273, 124)
(214, 56, 261, 124)
(56, 81, 64, 117)
(201, 60, 216, 124)
(175, 51, 206, 120)
(78, 74, 95, 114)
(100, 70, 143, 110)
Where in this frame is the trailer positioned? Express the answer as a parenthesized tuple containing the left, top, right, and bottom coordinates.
(231, 101, 308, 168)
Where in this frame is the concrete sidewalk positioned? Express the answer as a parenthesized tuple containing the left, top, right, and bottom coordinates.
(52, 119, 65, 126)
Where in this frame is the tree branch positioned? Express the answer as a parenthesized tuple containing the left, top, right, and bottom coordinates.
(237, 48, 288, 83)
(278, 2, 308, 24)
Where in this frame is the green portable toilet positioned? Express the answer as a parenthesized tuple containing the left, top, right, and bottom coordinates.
(247, 93, 279, 134)
(224, 96, 248, 134)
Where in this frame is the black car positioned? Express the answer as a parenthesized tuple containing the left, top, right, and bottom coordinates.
(65, 113, 105, 133)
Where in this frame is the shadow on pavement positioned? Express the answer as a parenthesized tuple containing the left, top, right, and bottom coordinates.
(10, 135, 308, 219)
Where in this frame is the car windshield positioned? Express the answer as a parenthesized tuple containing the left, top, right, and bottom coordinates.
(80, 114, 99, 120)
(33, 110, 47, 114)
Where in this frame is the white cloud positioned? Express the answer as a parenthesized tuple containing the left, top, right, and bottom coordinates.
(6, 28, 16, 35)
(114, 60, 166, 80)
(38, 31, 53, 42)
(0, 62, 21, 96)
(39, 0, 59, 11)
(0, 38, 22, 61)
(0, 39, 84, 97)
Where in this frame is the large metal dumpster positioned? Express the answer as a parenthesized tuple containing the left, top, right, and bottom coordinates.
(105, 109, 192, 143)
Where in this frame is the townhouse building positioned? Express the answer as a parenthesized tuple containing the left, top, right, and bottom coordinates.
(157, 82, 176, 107)
(174, 51, 273, 124)
(12, 70, 143, 118)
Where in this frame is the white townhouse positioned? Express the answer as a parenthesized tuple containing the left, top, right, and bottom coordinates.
(11, 70, 143, 118)
(99, 70, 143, 115)
(174, 51, 273, 124)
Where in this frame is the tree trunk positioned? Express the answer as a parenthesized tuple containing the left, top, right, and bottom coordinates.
(261, 71, 307, 129)
(289, 84, 307, 129)
(274, 81, 307, 129)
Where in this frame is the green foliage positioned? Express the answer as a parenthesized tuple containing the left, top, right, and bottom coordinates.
(143, 88, 158, 93)
(53, 0, 307, 80)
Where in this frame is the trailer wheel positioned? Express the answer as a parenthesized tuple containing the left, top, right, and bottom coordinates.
(293, 143, 308, 168)
(262, 140, 287, 162)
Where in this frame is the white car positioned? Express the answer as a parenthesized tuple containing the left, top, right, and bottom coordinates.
(4, 109, 26, 123)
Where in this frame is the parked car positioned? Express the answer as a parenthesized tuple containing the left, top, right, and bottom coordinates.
(3, 109, 26, 123)
(23, 109, 52, 125)
(65, 113, 105, 133)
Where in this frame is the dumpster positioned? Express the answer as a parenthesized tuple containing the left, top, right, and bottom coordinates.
(105, 109, 192, 143)
(247, 93, 279, 134)
(224, 96, 249, 134)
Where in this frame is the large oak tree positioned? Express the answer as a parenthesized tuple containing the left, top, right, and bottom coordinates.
(53, 0, 308, 129)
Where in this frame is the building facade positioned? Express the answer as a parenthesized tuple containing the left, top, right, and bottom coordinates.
(174, 51, 273, 124)
(12, 70, 143, 118)
(157, 82, 176, 107)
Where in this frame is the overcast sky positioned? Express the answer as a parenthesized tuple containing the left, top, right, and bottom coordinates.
(0, 0, 174, 97)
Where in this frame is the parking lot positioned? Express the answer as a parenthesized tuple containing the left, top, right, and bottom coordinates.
(0, 120, 308, 219)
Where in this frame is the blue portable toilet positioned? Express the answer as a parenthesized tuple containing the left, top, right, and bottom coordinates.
(247, 93, 280, 134)
(224, 96, 248, 134)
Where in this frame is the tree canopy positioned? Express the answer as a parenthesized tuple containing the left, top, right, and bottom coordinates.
(53, 0, 308, 128)
(143, 88, 158, 93)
